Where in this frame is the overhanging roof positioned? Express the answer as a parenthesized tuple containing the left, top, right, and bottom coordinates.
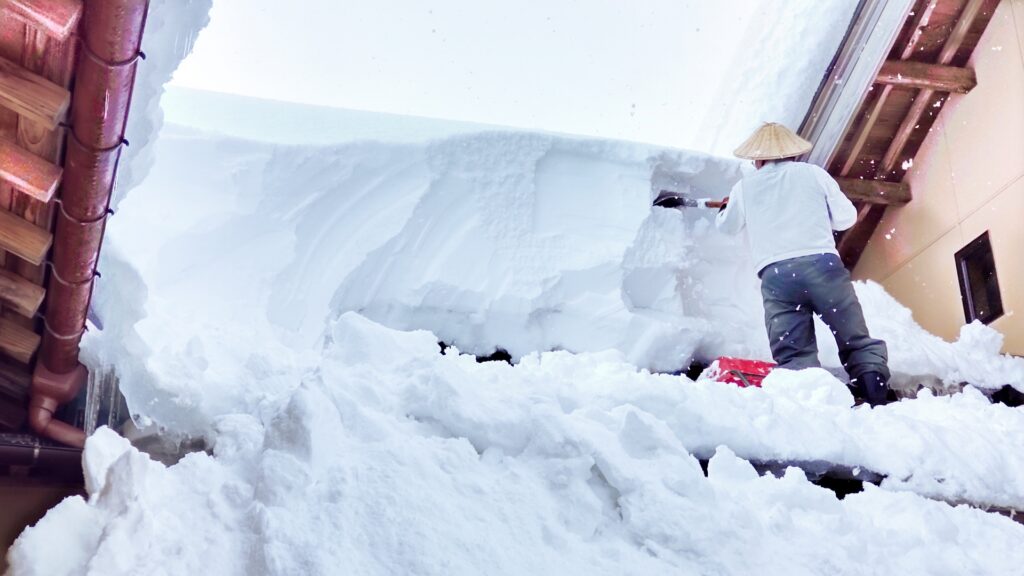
(801, 0, 1001, 269)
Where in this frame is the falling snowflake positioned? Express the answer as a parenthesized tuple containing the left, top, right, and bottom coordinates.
(902, 158, 914, 170)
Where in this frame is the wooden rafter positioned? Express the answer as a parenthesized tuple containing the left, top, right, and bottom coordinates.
(837, 177, 912, 205)
(0, 208, 52, 266)
(876, 60, 977, 93)
(0, 138, 62, 202)
(878, 0, 988, 178)
(0, 315, 40, 364)
(0, 268, 45, 318)
(838, 205, 887, 266)
(0, 53, 71, 130)
(838, 1, 940, 178)
(0, 0, 83, 41)
(837, 0, 997, 269)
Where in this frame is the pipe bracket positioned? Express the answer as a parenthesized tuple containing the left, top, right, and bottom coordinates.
(74, 33, 145, 69)
(45, 261, 99, 288)
(39, 315, 87, 341)
(52, 198, 110, 226)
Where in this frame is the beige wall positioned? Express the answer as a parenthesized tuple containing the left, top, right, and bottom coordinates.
(855, 0, 1024, 355)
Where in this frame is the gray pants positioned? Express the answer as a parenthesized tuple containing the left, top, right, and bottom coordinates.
(759, 253, 889, 381)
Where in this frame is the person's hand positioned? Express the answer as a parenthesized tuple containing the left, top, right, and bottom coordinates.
(704, 196, 729, 209)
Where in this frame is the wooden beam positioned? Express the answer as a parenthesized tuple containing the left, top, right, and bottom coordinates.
(0, 356, 31, 400)
(878, 0, 988, 178)
(836, 177, 912, 205)
(0, 52, 70, 130)
(837, 2, 939, 177)
(0, 0, 83, 41)
(840, 85, 893, 177)
(839, 204, 887, 268)
(0, 268, 44, 318)
(0, 138, 61, 202)
(0, 208, 51, 266)
(876, 60, 977, 94)
(9, 26, 77, 293)
(0, 314, 40, 364)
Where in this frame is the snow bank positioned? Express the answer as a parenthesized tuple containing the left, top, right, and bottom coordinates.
(9, 315, 1024, 575)
(9, 1, 1024, 569)
(91, 108, 1024, 445)
(90, 122, 774, 436)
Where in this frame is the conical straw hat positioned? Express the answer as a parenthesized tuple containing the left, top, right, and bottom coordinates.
(734, 122, 812, 160)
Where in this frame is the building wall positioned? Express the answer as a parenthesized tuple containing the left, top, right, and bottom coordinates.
(854, 0, 1024, 355)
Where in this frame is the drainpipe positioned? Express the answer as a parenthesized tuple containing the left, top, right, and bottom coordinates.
(29, 0, 149, 448)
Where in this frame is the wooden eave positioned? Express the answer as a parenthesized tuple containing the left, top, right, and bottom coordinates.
(801, 0, 1001, 269)
(0, 0, 82, 438)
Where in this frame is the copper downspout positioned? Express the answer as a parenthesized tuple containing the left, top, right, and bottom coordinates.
(29, 0, 149, 447)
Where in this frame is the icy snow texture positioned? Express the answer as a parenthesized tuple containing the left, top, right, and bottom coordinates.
(8, 0, 1024, 572)
(9, 315, 1024, 575)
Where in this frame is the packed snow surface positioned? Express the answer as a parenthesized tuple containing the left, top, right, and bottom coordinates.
(8, 0, 1024, 573)
(9, 315, 1024, 575)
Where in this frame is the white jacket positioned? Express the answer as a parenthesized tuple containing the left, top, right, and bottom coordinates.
(714, 161, 857, 274)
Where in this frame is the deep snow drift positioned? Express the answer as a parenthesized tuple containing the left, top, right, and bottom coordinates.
(9, 315, 1024, 575)
(8, 0, 1024, 573)
(9, 100, 1024, 576)
(88, 115, 1024, 443)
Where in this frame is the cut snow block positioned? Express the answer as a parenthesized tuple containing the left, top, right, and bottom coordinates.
(0, 0, 84, 41)
(0, 138, 63, 202)
(0, 268, 45, 318)
(0, 208, 53, 266)
(0, 315, 40, 364)
(0, 53, 71, 130)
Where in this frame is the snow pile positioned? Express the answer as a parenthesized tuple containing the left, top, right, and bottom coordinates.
(9, 314, 1024, 575)
(7, 0, 1024, 571)
(841, 283, 1024, 392)
(29, 87, 1018, 576)
(92, 115, 1024, 446)
(89, 122, 774, 437)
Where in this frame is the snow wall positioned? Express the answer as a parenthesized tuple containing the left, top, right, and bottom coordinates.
(86, 111, 1024, 441)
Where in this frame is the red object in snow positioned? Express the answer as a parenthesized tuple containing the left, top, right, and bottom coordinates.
(710, 357, 776, 388)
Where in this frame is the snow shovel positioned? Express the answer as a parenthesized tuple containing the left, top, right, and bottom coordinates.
(702, 357, 776, 388)
(653, 189, 728, 210)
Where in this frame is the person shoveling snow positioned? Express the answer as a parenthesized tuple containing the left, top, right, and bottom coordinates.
(691, 123, 891, 406)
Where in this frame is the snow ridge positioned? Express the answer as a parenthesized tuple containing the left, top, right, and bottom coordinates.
(9, 314, 1024, 575)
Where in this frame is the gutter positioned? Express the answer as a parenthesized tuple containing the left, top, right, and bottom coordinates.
(29, 0, 150, 448)
(0, 433, 83, 482)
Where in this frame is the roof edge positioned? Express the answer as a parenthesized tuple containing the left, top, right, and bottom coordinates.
(799, 0, 916, 168)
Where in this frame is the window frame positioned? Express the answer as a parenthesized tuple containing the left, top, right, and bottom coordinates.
(954, 231, 1004, 325)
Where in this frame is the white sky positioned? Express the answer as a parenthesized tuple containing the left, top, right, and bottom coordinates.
(171, 0, 856, 152)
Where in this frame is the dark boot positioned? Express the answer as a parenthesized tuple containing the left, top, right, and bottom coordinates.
(853, 371, 890, 407)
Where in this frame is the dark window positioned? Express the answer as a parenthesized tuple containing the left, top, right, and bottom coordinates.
(955, 232, 1003, 325)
